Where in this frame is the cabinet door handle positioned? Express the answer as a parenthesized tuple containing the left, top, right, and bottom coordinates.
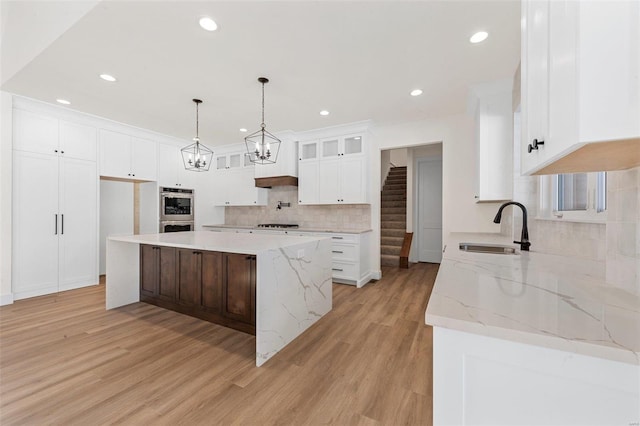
(332, 250, 343, 254)
(54, 214, 58, 235)
(332, 268, 343, 272)
(527, 138, 545, 153)
(61, 214, 64, 235)
(332, 236, 344, 240)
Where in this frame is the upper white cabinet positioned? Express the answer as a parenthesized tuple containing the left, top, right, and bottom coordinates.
(99, 129, 157, 181)
(521, 0, 640, 175)
(470, 81, 513, 201)
(13, 109, 97, 161)
(211, 145, 268, 206)
(299, 133, 368, 205)
(158, 143, 195, 189)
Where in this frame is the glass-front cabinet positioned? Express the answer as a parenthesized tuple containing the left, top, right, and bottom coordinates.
(298, 132, 368, 205)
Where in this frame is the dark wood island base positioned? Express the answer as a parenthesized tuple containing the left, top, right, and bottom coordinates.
(139, 244, 256, 335)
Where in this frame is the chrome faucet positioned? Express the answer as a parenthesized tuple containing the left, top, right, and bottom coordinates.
(493, 201, 531, 251)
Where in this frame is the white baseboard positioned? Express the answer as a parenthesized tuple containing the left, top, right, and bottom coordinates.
(0, 293, 14, 306)
(371, 270, 382, 280)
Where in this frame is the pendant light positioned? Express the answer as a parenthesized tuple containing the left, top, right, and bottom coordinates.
(245, 77, 281, 165)
(181, 99, 213, 172)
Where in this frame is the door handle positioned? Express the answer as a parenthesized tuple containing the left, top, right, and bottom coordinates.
(55, 214, 58, 235)
(61, 214, 64, 235)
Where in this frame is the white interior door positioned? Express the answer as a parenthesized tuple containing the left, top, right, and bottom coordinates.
(12, 151, 60, 299)
(417, 158, 443, 263)
(59, 157, 98, 291)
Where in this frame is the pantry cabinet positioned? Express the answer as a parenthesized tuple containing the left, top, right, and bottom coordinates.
(521, 0, 640, 175)
(299, 134, 368, 205)
(99, 129, 157, 181)
(12, 150, 97, 300)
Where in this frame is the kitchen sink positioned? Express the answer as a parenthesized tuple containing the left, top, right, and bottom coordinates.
(459, 242, 518, 255)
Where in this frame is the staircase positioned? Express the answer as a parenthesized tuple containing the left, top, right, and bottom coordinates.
(381, 166, 407, 267)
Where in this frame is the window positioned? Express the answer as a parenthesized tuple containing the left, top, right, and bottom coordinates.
(547, 171, 606, 221)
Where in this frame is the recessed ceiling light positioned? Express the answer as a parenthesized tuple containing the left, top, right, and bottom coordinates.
(199, 17, 218, 31)
(100, 74, 117, 82)
(320, 110, 330, 116)
(470, 31, 489, 44)
(239, 128, 247, 132)
(410, 89, 423, 97)
(56, 99, 71, 105)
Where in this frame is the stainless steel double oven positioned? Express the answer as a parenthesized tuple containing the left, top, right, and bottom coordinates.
(159, 187, 194, 232)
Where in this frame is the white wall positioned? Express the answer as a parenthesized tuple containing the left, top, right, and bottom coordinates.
(380, 149, 391, 187)
(390, 148, 408, 167)
(0, 92, 13, 304)
(370, 115, 503, 274)
(99, 181, 134, 275)
(0, 1, 99, 85)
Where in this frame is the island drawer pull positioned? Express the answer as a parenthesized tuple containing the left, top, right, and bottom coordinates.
(332, 250, 343, 254)
(332, 268, 344, 272)
(332, 236, 344, 240)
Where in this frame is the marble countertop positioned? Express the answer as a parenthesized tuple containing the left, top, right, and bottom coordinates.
(202, 224, 372, 234)
(108, 231, 329, 255)
(425, 233, 640, 365)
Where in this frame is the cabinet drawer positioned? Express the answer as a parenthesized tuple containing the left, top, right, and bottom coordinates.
(329, 233, 358, 244)
(331, 261, 358, 280)
(330, 244, 357, 261)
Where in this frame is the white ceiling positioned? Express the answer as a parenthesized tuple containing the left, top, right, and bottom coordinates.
(1, 1, 521, 146)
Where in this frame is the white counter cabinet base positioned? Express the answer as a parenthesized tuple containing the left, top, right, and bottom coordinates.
(433, 327, 639, 426)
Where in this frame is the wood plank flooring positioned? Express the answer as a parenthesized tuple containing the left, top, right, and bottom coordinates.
(0, 263, 438, 425)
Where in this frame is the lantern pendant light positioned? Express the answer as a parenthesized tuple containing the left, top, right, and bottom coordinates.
(245, 77, 281, 165)
(181, 98, 213, 172)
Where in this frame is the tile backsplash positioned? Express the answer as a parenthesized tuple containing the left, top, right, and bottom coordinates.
(225, 186, 371, 231)
(506, 166, 639, 294)
(605, 167, 640, 294)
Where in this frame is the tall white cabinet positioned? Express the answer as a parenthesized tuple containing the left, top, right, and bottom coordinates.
(12, 109, 98, 300)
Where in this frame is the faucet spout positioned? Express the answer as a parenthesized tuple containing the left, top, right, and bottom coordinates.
(493, 201, 531, 251)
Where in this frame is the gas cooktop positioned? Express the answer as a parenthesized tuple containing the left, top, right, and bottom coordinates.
(256, 224, 299, 229)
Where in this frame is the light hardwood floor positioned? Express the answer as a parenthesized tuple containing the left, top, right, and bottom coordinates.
(0, 264, 437, 425)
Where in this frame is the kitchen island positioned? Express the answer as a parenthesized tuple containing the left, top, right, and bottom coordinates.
(426, 233, 640, 425)
(106, 231, 332, 366)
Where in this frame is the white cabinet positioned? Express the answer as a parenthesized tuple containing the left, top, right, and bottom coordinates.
(13, 109, 97, 161)
(12, 151, 98, 300)
(471, 81, 513, 201)
(99, 129, 157, 181)
(212, 146, 268, 206)
(521, 0, 640, 175)
(324, 232, 371, 287)
(299, 134, 368, 205)
(158, 143, 195, 189)
(212, 168, 268, 206)
(298, 141, 319, 204)
(433, 327, 639, 426)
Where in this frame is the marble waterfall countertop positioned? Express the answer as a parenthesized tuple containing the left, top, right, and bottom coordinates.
(108, 230, 330, 254)
(202, 224, 373, 234)
(425, 233, 640, 365)
(107, 231, 333, 366)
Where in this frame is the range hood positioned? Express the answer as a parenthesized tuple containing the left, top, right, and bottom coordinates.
(255, 176, 298, 188)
